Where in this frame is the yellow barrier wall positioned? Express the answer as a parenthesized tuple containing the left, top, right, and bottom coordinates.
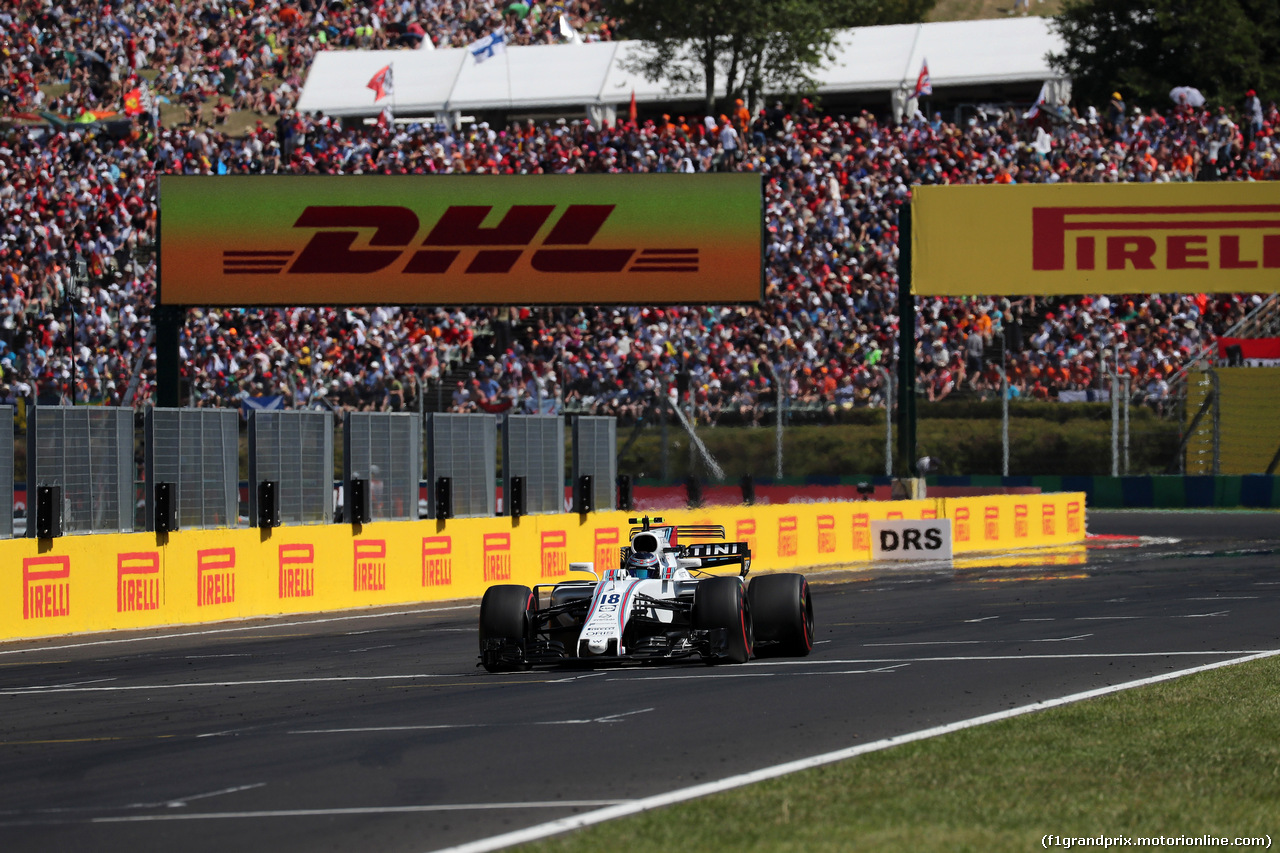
(1, 493, 1085, 642)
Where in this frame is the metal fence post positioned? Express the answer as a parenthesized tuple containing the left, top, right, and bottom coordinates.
(775, 362, 786, 480)
(1122, 374, 1131, 475)
(881, 368, 893, 477)
(1111, 370, 1120, 477)
(1211, 369, 1221, 475)
(1001, 367, 1010, 477)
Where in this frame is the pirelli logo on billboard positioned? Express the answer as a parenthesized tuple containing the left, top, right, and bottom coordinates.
(913, 183, 1280, 296)
(158, 174, 763, 306)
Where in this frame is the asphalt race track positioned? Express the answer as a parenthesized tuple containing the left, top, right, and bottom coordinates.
(1, 510, 1277, 853)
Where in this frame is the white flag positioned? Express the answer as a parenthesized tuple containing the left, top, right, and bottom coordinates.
(469, 28, 507, 64)
(1023, 81, 1050, 121)
(559, 14, 583, 45)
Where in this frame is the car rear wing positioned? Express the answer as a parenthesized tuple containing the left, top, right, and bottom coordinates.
(627, 523, 727, 540)
(680, 541, 752, 577)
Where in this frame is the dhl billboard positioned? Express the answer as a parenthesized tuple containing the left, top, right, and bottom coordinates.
(158, 174, 763, 306)
(0, 492, 1086, 642)
(912, 183, 1280, 295)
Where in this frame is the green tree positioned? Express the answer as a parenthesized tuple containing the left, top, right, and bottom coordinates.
(605, 0, 935, 116)
(1049, 0, 1280, 109)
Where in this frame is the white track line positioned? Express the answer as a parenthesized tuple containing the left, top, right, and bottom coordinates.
(0, 605, 480, 657)
(94, 801, 629, 824)
(428, 648, 1280, 853)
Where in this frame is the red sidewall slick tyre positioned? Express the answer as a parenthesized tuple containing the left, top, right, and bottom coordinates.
(748, 573, 813, 657)
(479, 584, 534, 661)
(692, 576, 753, 664)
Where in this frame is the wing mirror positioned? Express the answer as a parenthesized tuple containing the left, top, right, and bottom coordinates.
(568, 562, 599, 580)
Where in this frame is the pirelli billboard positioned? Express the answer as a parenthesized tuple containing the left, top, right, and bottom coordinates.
(158, 174, 763, 306)
(912, 183, 1280, 296)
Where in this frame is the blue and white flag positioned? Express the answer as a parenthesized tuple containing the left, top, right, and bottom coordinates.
(240, 395, 285, 420)
(469, 28, 507, 64)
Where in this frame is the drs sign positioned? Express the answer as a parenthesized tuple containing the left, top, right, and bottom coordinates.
(870, 519, 953, 561)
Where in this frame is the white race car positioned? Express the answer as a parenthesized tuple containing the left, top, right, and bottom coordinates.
(478, 516, 813, 671)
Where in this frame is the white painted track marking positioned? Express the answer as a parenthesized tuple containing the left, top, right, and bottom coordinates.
(93, 801, 631, 824)
(1186, 596, 1259, 601)
(0, 604, 480, 657)
(428, 649, 1280, 853)
(289, 709, 654, 735)
(0, 674, 469, 696)
(2, 651, 1264, 698)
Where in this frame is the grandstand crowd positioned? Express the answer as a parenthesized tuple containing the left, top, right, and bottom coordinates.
(0, 1, 1276, 425)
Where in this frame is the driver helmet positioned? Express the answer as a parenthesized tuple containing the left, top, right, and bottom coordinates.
(629, 551, 660, 579)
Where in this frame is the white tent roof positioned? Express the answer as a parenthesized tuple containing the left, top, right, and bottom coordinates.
(297, 17, 1065, 118)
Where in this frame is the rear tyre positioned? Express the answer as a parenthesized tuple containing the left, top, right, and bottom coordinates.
(748, 573, 813, 657)
(692, 576, 753, 664)
(479, 584, 534, 672)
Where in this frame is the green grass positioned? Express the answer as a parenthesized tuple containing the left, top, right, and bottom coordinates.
(520, 656, 1280, 852)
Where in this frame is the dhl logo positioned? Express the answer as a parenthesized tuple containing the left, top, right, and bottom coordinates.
(422, 536, 453, 587)
(197, 548, 235, 607)
(279, 544, 315, 599)
(23, 556, 70, 620)
(852, 513, 870, 551)
(1014, 504, 1029, 539)
(118, 552, 161, 613)
(541, 531, 568, 578)
(777, 516, 799, 558)
(354, 539, 387, 592)
(1032, 205, 1280, 273)
(817, 515, 837, 554)
(1042, 504, 1057, 537)
(594, 528, 620, 572)
(954, 507, 971, 543)
(984, 506, 1000, 542)
(1067, 501, 1083, 535)
(226, 205, 698, 277)
(483, 533, 512, 582)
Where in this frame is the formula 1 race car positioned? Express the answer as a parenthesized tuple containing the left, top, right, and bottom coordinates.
(478, 516, 813, 671)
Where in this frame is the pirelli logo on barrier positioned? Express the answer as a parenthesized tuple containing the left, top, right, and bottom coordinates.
(851, 513, 870, 551)
(422, 536, 453, 587)
(735, 519, 758, 559)
(354, 540, 387, 592)
(1014, 504, 1030, 539)
(1067, 501, 1083, 535)
(24, 556, 70, 620)
(541, 531, 568, 578)
(817, 515, 837, 554)
(984, 507, 1000, 542)
(593, 528, 620, 573)
(913, 184, 1280, 296)
(279, 544, 315, 599)
(159, 175, 763, 306)
(1032, 205, 1280, 274)
(777, 517, 799, 558)
(197, 548, 235, 607)
(1042, 504, 1057, 537)
(483, 533, 512, 582)
(118, 552, 162, 613)
(954, 507, 971, 543)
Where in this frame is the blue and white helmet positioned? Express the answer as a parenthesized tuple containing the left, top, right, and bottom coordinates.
(629, 551, 660, 579)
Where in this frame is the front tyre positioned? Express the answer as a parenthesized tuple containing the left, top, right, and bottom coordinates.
(692, 576, 753, 664)
(748, 573, 813, 657)
(479, 584, 534, 672)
